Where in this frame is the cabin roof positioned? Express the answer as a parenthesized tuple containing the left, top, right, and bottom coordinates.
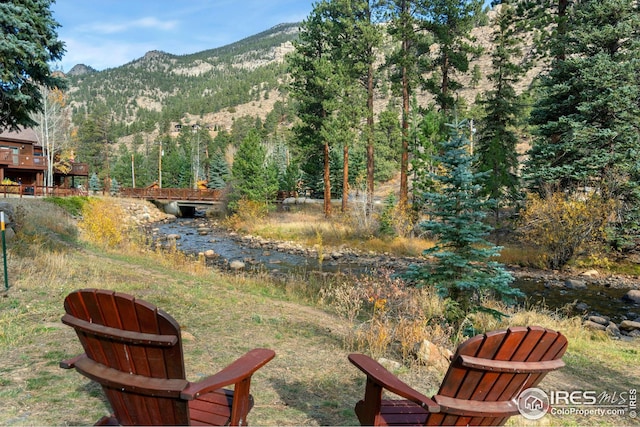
(0, 127, 39, 144)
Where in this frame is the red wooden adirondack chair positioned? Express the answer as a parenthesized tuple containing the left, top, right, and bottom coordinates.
(60, 288, 275, 426)
(349, 326, 567, 426)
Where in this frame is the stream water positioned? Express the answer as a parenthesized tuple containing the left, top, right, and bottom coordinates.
(150, 218, 639, 323)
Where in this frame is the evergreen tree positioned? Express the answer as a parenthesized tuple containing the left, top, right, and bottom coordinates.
(75, 104, 114, 182)
(423, 0, 484, 113)
(476, 2, 528, 223)
(525, 0, 640, 247)
(385, 0, 433, 206)
(405, 121, 521, 328)
(288, 2, 340, 216)
(374, 107, 402, 182)
(88, 173, 101, 193)
(231, 130, 279, 207)
(110, 143, 134, 187)
(207, 152, 230, 190)
(161, 134, 191, 188)
(333, 0, 383, 213)
(110, 178, 120, 195)
(0, 0, 66, 131)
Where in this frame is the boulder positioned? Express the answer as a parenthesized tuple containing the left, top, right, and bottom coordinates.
(580, 269, 600, 278)
(576, 302, 589, 311)
(588, 316, 609, 326)
(619, 320, 640, 332)
(583, 320, 607, 331)
(203, 249, 217, 259)
(413, 339, 453, 370)
(565, 279, 587, 289)
(229, 260, 245, 271)
(622, 290, 640, 304)
(606, 322, 621, 338)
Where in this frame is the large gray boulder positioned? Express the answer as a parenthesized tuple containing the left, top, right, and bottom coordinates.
(622, 290, 640, 304)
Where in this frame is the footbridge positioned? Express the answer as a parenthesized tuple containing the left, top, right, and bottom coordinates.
(119, 187, 224, 217)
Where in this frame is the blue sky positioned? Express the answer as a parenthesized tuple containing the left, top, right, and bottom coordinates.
(51, 0, 316, 72)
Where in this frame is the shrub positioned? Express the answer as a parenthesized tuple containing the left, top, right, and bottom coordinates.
(78, 198, 126, 248)
(319, 270, 452, 362)
(223, 198, 270, 231)
(518, 192, 614, 269)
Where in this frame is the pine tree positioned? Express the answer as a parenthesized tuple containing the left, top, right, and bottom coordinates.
(423, 0, 484, 114)
(405, 120, 521, 328)
(288, 3, 340, 217)
(385, 0, 433, 207)
(0, 0, 66, 131)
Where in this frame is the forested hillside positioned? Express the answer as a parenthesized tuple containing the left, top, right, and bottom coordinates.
(66, 23, 299, 138)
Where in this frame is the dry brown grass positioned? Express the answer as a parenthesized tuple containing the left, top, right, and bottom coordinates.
(236, 203, 433, 256)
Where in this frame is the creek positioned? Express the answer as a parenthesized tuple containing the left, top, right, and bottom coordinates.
(150, 218, 640, 323)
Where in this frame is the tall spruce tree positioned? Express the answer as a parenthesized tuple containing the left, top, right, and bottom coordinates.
(405, 120, 521, 328)
(525, 0, 640, 247)
(0, 0, 66, 131)
(476, 2, 527, 223)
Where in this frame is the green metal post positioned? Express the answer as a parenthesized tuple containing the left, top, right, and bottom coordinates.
(2, 211, 8, 291)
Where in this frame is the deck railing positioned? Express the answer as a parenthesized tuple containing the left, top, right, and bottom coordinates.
(0, 185, 88, 198)
(0, 152, 47, 170)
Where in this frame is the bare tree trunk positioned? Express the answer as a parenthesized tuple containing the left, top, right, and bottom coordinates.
(324, 140, 332, 217)
(366, 62, 375, 214)
(342, 143, 349, 212)
(399, 43, 410, 208)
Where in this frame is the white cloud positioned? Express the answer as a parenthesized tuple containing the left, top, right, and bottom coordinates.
(81, 17, 179, 35)
(60, 37, 157, 71)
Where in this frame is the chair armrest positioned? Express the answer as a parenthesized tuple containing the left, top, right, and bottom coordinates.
(60, 353, 85, 369)
(348, 353, 440, 412)
(180, 348, 275, 400)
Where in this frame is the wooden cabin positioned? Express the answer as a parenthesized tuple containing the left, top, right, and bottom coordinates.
(0, 127, 89, 195)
